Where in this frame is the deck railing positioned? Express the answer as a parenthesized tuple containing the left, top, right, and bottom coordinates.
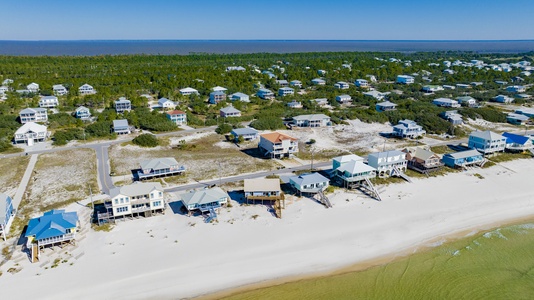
(37, 233, 75, 247)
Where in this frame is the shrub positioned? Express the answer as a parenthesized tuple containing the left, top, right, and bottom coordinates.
(215, 123, 233, 135)
(132, 133, 159, 147)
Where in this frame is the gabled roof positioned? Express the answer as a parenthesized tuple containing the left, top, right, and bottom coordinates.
(158, 98, 174, 105)
(79, 83, 93, 89)
(231, 127, 258, 136)
(289, 173, 329, 186)
(115, 97, 130, 104)
(333, 154, 364, 164)
(180, 187, 229, 206)
(444, 149, 483, 159)
(180, 87, 198, 93)
(230, 92, 249, 98)
(260, 132, 298, 143)
(292, 114, 330, 121)
(75, 106, 90, 112)
(469, 130, 505, 141)
(220, 106, 241, 114)
(244, 179, 281, 192)
(502, 132, 530, 145)
(335, 160, 376, 174)
(25, 209, 78, 240)
(140, 157, 179, 171)
(403, 147, 438, 161)
(109, 182, 163, 198)
(15, 122, 47, 135)
(212, 86, 227, 92)
(113, 119, 129, 128)
(20, 107, 46, 114)
(376, 101, 397, 107)
(368, 150, 405, 159)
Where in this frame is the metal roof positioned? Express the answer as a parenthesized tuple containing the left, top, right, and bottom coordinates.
(469, 130, 505, 141)
(289, 173, 329, 186)
(502, 132, 530, 145)
(180, 187, 229, 206)
(15, 122, 47, 135)
(140, 157, 179, 171)
(444, 149, 483, 159)
(113, 119, 129, 128)
(25, 209, 78, 240)
(220, 106, 241, 114)
(292, 114, 330, 121)
(231, 127, 258, 136)
(335, 160, 376, 174)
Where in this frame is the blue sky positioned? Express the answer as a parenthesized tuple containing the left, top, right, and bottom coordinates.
(1, 0, 533, 40)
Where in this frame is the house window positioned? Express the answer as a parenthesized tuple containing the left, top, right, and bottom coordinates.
(117, 207, 128, 213)
(114, 199, 118, 205)
(153, 201, 162, 207)
(120, 198, 124, 204)
(159, 192, 162, 197)
(125, 197, 129, 203)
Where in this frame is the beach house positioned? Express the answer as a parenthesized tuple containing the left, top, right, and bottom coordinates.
(39, 96, 59, 108)
(422, 85, 444, 93)
(502, 132, 533, 152)
(25, 209, 78, 262)
(515, 107, 534, 118)
(278, 87, 294, 97)
(276, 80, 289, 87)
(52, 84, 68, 96)
(440, 110, 463, 125)
(396, 75, 415, 84)
(209, 91, 227, 104)
(457, 96, 477, 107)
(19, 108, 48, 124)
(14, 122, 48, 145)
(135, 157, 186, 181)
(258, 132, 298, 158)
(442, 150, 485, 168)
(220, 105, 241, 117)
(506, 113, 529, 125)
(507, 85, 527, 93)
(332, 154, 380, 199)
(212, 86, 228, 93)
(226, 66, 245, 71)
(287, 100, 303, 109)
(367, 150, 407, 178)
(375, 101, 397, 112)
(78, 83, 96, 95)
(179, 187, 230, 221)
(402, 147, 443, 174)
(392, 119, 426, 138)
(113, 119, 131, 135)
(158, 98, 176, 110)
(0, 193, 14, 241)
(114, 97, 131, 113)
(468, 131, 506, 154)
(257, 88, 275, 100)
(289, 173, 329, 195)
(27, 82, 39, 93)
(229, 92, 250, 102)
(334, 81, 350, 90)
(244, 179, 284, 211)
(292, 114, 331, 127)
(179, 87, 199, 96)
(102, 182, 165, 221)
(166, 110, 187, 125)
(335, 94, 352, 104)
(290, 80, 302, 88)
(365, 90, 389, 101)
(494, 95, 514, 103)
(433, 98, 461, 108)
(355, 79, 369, 88)
(311, 78, 326, 85)
(75, 106, 91, 119)
(314, 98, 329, 107)
(230, 127, 259, 142)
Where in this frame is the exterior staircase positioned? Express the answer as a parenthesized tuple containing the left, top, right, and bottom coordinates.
(392, 166, 412, 183)
(317, 190, 332, 208)
(363, 177, 383, 201)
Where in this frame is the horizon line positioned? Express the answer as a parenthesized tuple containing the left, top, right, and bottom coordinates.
(1, 39, 534, 42)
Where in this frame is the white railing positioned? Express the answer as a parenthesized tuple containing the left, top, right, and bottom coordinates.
(37, 233, 76, 247)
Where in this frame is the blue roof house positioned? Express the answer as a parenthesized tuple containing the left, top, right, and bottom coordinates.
(289, 173, 329, 194)
(502, 132, 533, 152)
(0, 193, 14, 241)
(230, 128, 259, 142)
(442, 150, 485, 168)
(25, 209, 78, 251)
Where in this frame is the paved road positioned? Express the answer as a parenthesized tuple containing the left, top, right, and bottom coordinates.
(165, 161, 331, 193)
(93, 144, 114, 194)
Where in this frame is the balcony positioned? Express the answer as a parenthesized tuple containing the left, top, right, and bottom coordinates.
(37, 233, 76, 247)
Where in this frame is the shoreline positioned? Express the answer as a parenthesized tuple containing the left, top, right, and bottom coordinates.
(200, 212, 534, 300)
(3, 159, 534, 300)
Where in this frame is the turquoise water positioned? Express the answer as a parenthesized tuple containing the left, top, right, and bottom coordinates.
(225, 223, 534, 300)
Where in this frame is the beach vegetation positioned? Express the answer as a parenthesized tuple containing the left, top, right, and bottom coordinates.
(132, 133, 159, 147)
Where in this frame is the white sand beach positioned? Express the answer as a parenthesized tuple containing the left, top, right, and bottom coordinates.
(3, 159, 534, 299)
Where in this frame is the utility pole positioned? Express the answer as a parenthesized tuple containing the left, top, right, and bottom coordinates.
(89, 185, 94, 210)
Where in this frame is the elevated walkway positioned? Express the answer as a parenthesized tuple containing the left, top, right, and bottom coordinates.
(392, 166, 412, 183)
(205, 208, 217, 223)
(316, 190, 332, 208)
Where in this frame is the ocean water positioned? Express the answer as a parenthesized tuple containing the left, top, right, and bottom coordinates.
(0, 40, 533, 56)
(224, 222, 534, 300)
